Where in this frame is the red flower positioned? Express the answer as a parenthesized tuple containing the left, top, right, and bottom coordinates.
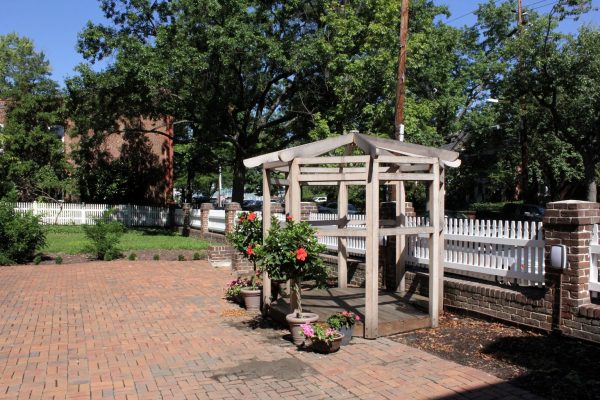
(286, 215, 293, 222)
(296, 247, 308, 261)
(246, 245, 254, 256)
(247, 212, 256, 221)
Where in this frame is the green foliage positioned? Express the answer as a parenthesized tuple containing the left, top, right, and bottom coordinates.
(227, 211, 262, 287)
(55, 256, 62, 265)
(153, 254, 160, 261)
(225, 277, 252, 302)
(0, 201, 46, 265)
(33, 255, 42, 265)
(128, 253, 137, 261)
(177, 254, 185, 261)
(82, 210, 125, 260)
(0, 33, 73, 201)
(256, 216, 327, 313)
(327, 311, 361, 330)
(193, 252, 201, 260)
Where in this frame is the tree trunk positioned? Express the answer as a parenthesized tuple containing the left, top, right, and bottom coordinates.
(584, 157, 597, 202)
(231, 151, 246, 204)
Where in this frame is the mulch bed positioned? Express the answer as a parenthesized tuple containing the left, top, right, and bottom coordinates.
(389, 310, 600, 400)
(31, 249, 207, 265)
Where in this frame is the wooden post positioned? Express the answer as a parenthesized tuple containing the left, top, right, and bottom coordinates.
(262, 167, 272, 313)
(428, 160, 441, 327)
(395, 181, 406, 292)
(438, 166, 445, 306)
(338, 184, 348, 288)
(365, 158, 380, 338)
(289, 159, 302, 313)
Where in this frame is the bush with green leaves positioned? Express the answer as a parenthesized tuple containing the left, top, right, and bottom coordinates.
(0, 201, 46, 265)
(83, 210, 125, 260)
(55, 256, 63, 264)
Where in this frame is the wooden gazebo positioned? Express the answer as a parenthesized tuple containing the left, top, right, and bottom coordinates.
(244, 131, 460, 339)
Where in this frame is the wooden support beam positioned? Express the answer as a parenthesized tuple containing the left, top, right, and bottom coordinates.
(428, 160, 441, 327)
(379, 226, 434, 236)
(303, 181, 367, 186)
(289, 160, 301, 313)
(263, 160, 289, 169)
(298, 173, 367, 182)
(438, 166, 446, 313)
(379, 172, 435, 181)
(377, 155, 437, 165)
(353, 132, 381, 159)
(365, 158, 380, 339)
(315, 228, 367, 237)
(397, 181, 406, 293)
(278, 133, 355, 162)
(296, 155, 370, 165)
(261, 168, 272, 313)
(338, 180, 348, 289)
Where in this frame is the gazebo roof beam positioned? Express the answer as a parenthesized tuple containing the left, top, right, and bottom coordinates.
(297, 155, 370, 165)
(278, 134, 355, 162)
(298, 173, 367, 182)
(355, 133, 459, 163)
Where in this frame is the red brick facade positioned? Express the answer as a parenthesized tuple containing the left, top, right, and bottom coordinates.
(64, 116, 174, 205)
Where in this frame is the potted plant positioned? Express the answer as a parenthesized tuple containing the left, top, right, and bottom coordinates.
(257, 215, 328, 345)
(224, 277, 251, 305)
(226, 212, 262, 311)
(300, 322, 344, 353)
(327, 311, 360, 345)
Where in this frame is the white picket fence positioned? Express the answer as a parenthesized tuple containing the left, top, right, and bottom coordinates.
(15, 201, 547, 283)
(590, 224, 600, 294)
(407, 217, 545, 285)
(15, 202, 169, 227)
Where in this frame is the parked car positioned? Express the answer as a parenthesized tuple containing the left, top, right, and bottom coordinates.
(318, 202, 360, 214)
(313, 196, 327, 203)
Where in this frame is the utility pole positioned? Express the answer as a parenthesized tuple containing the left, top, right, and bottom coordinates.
(395, 0, 409, 141)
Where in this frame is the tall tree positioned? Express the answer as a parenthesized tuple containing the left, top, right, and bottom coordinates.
(71, 0, 332, 203)
(0, 33, 71, 201)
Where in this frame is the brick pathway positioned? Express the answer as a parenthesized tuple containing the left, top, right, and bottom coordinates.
(0, 261, 541, 400)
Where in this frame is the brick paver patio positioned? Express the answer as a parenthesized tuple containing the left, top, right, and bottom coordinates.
(0, 261, 540, 400)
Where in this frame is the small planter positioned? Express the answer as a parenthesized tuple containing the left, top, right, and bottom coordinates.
(240, 287, 261, 312)
(286, 312, 319, 346)
(311, 333, 344, 354)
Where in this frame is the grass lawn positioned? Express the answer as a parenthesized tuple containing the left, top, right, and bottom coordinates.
(43, 225, 213, 254)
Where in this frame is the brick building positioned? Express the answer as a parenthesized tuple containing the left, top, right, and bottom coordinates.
(64, 116, 175, 205)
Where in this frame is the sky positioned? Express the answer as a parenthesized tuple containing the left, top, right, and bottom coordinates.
(0, 0, 598, 87)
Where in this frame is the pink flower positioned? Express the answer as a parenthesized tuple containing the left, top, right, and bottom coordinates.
(246, 245, 254, 256)
(301, 323, 314, 337)
(342, 311, 349, 317)
(326, 328, 337, 336)
(286, 215, 293, 222)
(355, 315, 360, 321)
(296, 248, 308, 261)
(247, 212, 256, 221)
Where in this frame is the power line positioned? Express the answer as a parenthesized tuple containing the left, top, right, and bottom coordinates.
(444, 0, 557, 24)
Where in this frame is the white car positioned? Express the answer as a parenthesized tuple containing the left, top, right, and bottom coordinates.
(313, 196, 327, 203)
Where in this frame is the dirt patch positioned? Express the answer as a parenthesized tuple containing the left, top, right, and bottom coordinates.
(389, 311, 600, 400)
(31, 249, 208, 265)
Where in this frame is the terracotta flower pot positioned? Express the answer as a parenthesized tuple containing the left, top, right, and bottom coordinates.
(311, 333, 344, 354)
(286, 312, 319, 346)
(240, 287, 261, 312)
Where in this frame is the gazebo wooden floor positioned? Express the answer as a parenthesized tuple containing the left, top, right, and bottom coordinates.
(269, 287, 431, 337)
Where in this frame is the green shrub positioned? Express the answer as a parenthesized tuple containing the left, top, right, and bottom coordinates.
(55, 256, 63, 264)
(33, 255, 42, 265)
(128, 253, 138, 261)
(83, 210, 124, 260)
(0, 201, 46, 265)
(178, 254, 185, 261)
(153, 254, 160, 261)
(193, 252, 201, 260)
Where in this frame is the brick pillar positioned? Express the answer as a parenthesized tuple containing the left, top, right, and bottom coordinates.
(300, 202, 318, 221)
(225, 202, 241, 234)
(200, 202, 213, 236)
(182, 203, 191, 237)
(544, 200, 600, 334)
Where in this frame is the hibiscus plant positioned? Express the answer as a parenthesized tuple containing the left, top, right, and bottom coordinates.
(256, 216, 328, 316)
(226, 211, 262, 289)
